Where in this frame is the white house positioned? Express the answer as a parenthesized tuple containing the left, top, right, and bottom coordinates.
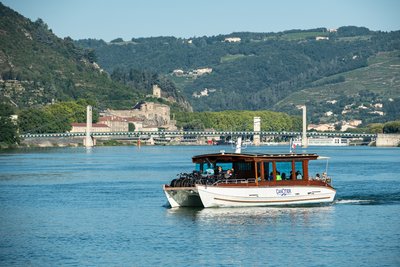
(224, 37, 241, 43)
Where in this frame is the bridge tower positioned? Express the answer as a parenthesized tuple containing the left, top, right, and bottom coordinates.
(84, 105, 94, 148)
(302, 105, 308, 148)
(253, 117, 261, 146)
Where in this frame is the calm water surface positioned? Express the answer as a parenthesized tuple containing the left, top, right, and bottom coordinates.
(0, 145, 399, 266)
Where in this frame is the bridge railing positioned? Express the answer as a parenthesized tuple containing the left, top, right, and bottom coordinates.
(20, 131, 377, 139)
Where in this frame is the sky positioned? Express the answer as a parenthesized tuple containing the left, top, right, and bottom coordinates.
(2, 0, 400, 41)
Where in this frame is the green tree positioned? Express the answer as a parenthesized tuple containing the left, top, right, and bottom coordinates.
(175, 110, 301, 131)
(18, 108, 53, 134)
(367, 123, 384, 133)
(181, 119, 205, 130)
(0, 103, 19, 145)
(383, 121, 400, 133)
(85, 49, 97, 63)
(17, 100, 96, 133)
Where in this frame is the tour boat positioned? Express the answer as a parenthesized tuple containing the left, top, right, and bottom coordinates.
(163, 139, 336, 208)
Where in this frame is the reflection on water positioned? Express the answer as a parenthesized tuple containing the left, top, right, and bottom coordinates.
(85, 147, 93, 154)
(167, 205, 335, 227)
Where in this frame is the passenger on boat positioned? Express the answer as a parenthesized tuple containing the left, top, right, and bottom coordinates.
(281, 172, 287, 180)
(296, 171, 302, 179)
(215, 166, 223, 176)
(315, 173, 321, 180)
(276, 171, 282, 181)
(224, 169, 232, 179)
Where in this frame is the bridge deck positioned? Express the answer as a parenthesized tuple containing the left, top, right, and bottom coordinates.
(20, 131, 376, 139)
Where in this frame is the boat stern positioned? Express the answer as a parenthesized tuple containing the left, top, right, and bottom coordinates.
(163, 185, 203, 208)
(163, 185, 181, 208)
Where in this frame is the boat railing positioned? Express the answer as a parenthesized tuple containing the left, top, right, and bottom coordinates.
(213, 178, 256, 186)
(170, 172, 229, 187)
(321, 177, 332, 184)
(168, 171, 333, 188)
(309, 174, 332, 184)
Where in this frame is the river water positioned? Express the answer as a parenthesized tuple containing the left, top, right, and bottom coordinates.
(0, 145, 399, 266)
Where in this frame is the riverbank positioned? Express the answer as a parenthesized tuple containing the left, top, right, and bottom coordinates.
(2, 137, 204, 149)
(2, 133, 399, 149)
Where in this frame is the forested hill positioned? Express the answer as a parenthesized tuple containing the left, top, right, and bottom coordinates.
(0, 3, 189, 111)
(76, 27, 400, 120)
(0, 3, 134, 109)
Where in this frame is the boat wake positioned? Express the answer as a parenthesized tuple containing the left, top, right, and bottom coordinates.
(335, 192, 400, 205)
(335, 199, 373, 205)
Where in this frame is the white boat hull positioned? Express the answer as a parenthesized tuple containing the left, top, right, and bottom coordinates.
(196, 185, 336, 208)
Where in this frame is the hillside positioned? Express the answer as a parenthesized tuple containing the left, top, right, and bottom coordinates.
(0, 3, 189, 111)
(1, 1, 399, 126)
(76, 27, 400, 124)
(275, 50, 400, 124)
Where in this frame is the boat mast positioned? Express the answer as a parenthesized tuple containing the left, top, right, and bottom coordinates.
(302, 105, 308, 148)
(235, 136, 242, 153)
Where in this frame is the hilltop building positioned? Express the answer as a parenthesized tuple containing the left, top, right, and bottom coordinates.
(340, 120, 363, 131)
(105, 101, 177, 131)
(193, 68, 212, 75)
(308, 123, 335, 132)
(70, 101, 177, 133)
(172, 69, 185, 76)
(98, 116, 129, 132)
(224, 37, 241, 43)
(172, 68, 212, 77)
(153, 84, 161, 98)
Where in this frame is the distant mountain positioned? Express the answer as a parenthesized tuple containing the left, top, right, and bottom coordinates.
(0, 3, 189, 111)
(76, 27, 400, 124)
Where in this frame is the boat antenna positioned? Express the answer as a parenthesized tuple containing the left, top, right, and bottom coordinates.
(325, 158, 329, 176)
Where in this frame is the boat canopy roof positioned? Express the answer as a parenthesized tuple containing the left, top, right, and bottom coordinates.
(192, 152, 319, 163)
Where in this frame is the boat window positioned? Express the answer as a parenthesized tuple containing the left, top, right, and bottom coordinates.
(194, 163, 202, 172)
(216, 163, 233, 173)
(204, 162, 215, 175)
(294, 161, 304, 180)
(264, 162, 272, 181)
(275, 162, 292, 180)
(234, 162, 253, 178)
(235, 162, 252, 171)
(195, 162, 218, 175)
(308, 159, 327, 179)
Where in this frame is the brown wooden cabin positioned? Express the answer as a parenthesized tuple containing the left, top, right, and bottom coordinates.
(192, 152, 332, 188)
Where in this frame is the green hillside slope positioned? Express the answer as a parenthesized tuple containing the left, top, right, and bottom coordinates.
(77, 27, 400, 121)
(0, 3, 139, 109)
(275, 50, 400, 124)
